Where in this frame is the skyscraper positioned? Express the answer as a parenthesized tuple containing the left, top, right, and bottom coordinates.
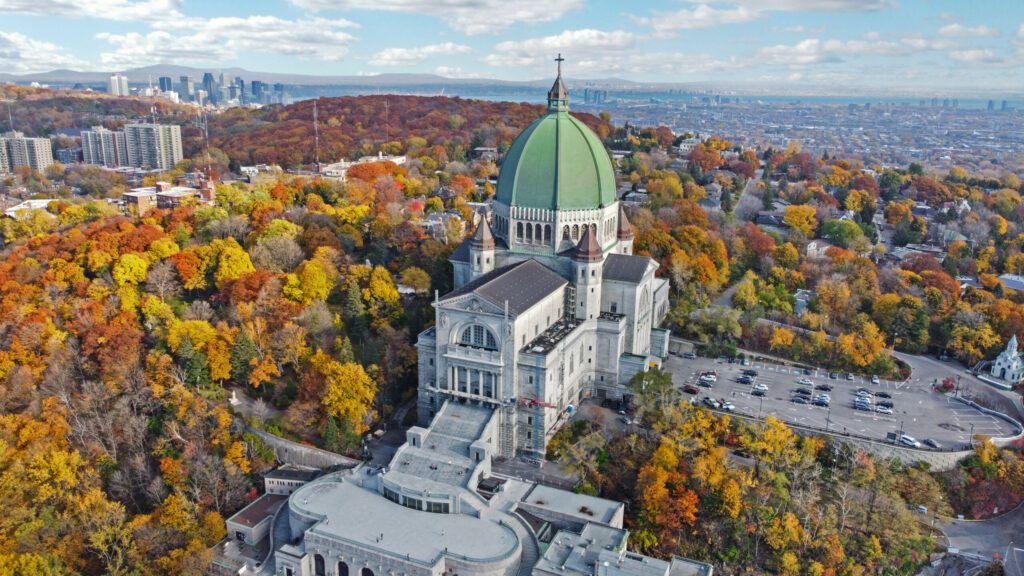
(124, 124, 183, 171)
(179, 76, 194, 101)
(158, 76, 173, 93)
(81, 126, 129, 167)
(251, 80, 265, 103)
(108, 74, 129, 96)
(202, 72, 217, 103)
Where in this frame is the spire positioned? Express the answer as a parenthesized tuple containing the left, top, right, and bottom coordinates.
(547, 53, 569, 111)
(1009, 334, 1019, 355)
(573, 225, 602, 262)
(617, 204, 634, 240)
(470, 216, 495, 250)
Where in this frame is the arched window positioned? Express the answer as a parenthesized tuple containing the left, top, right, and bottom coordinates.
(460, 325, 498, 350)
(562, 225, 570, 241)
(572, 224, 579, 240)
(314, 555, 325, 576)
(526, 223, 533, 242)
(516, 222, 523, 241)
(362, 569, 374, 576)
(338, 562, 349, 576)
(534, 223, 542, 243)
(544, 225, 551, 242)
(591, 223, 597, 235)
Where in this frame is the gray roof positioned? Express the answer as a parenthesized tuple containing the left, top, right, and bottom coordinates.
(451, 238, 471, 263)
(442, 260, 567, 315)
(603, 253, 654, 283)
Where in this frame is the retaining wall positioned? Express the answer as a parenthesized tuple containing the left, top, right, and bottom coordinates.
(245, 426, 359, 469)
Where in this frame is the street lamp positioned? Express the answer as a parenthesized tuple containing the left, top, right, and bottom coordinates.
(825, 404, 832, 433)
(758, 395, 764, 419)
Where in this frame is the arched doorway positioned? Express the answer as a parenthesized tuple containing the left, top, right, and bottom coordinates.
(338, 561, 349, 576)
(314, 554, 325, 576)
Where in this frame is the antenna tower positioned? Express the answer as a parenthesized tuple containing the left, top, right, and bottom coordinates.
(313, 99, 320, 173)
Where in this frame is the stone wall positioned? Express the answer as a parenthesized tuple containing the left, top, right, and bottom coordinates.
(246, 426, 359, 470)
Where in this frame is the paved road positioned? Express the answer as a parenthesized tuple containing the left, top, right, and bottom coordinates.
(942, 503, 1024, 576)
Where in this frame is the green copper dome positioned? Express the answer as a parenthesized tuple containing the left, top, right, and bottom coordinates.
(495, 73, 616, 211)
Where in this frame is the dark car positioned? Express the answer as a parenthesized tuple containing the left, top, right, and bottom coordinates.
(752, 389, 766, 397)
(791, 396, 809, 404)
(878, 400, 894, 408)
(683, 384, 700, 395)
(795, 388, 812, 396)
(743, 369, 759, 376)
(829, 372, 839, 379)
(815, 384, 833, 391)
(876, 391, 892, 398)
(803, 368, 813, 375)
(853, 403, 873, 411)
(738, 376, 753, 384)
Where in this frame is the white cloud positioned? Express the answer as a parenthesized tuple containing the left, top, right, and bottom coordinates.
(0, 0, 181, 21)
(97, 16, 358, 69)
(369, 43, 471, 67)
(633, 4, 760, 36)
(0, 31, 86, 73)
(434, 66, 482, 79)
(949, 48, 1002, 63)
(704, 0, 889, 10)
(290, 0, 582, 35)
(484, 29, 636, 69)
(756, 34, 948, 67)
(938, 23, 1000, 38)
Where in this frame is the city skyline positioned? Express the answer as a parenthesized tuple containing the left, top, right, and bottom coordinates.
(0, 0, 1021, 94)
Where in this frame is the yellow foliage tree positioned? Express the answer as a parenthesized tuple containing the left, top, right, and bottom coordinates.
(784, 205, 818, 236)
(313, 350, 377, 435)
(769, 327, 795, 351)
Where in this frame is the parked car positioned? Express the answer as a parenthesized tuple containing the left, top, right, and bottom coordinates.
(878, 400, 894, 408)
(720, 401, 736, 412)
(682, 352, 696, 359)
(854, 403, 873, 411)
(752, 388, 766, 397)
(753, 383, 769, 392)
(846, 373, 855, 380)
(795, 388, 812, 396)
(829, 372, 839, 379)
(855, 390, 873, 399)
(875, 406, 893, 415)
(812, 398, 830, 407)
(924, 438, 942, 449)
(803, 368, 813, 375)
(737, 376, 753, 384)
(899, 435, 922, 448)
(814, 393, 831, 402)
(791, 396, 809, 404)
(703, 397, 721, 409)
(698, 378, 714, 388)
(815, 384, 833, 391)
(683, 384, 699, 395)
(797, 378, 813, 385)
(620, 417, 632, 425)
(876, 391, 892, 398)
(743, 369, 759, 376)
(742, 358, 751, 366)
(871, 375, 880, 384)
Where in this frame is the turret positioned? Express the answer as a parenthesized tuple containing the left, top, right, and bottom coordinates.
(469, 216, 495, 279)
(572, 226, 603, 321)
(617, 204, 634, 254)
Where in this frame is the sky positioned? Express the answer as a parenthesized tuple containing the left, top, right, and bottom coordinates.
(0, 0, 1022, 94)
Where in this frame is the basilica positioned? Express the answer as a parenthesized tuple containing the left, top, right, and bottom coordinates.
(416, 61, 670, 458)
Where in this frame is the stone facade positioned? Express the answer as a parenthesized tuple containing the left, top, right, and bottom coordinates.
(990, 335, 1024, 384)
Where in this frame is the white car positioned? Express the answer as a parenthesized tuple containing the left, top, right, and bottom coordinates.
(720, 401, 736, 412)
(871, 375, 880, 384)
(797, 378, 813, 386)
(899, 435, 922, 448)
(855, 390, 873, 398)
(753, 383, 769, 392)
(875, 406, 893, 415)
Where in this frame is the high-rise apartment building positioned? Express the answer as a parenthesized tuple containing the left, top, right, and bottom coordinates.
(124, 123, 183, 171)
(0, 141, 9, 173)
(108, 74, 129, 96)
(1, 131, 54, 171)
(158, 76, 173, 93)
(81, 126, 129, 167)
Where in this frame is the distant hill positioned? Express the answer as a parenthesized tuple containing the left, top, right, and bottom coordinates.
(201, 94, 612, 168)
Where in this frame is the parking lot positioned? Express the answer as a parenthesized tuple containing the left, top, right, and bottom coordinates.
(663, 355, 1017, 450)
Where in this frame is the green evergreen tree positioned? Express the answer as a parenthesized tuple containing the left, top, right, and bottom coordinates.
(337, 336, 355, 363)
(230, 330, 258, 384)
(345, 283, 368, 336)
(323, 417, 341, 452)
(185, 351, 212, 388)
(721, 188, 733, 213)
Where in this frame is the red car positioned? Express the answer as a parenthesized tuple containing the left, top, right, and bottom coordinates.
(683, 384, 700, 395)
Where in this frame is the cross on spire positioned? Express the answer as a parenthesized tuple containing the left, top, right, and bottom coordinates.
(555, 53, 564, 76)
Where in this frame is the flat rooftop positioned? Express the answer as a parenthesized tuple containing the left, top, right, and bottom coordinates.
(523, 485, 623, 526)
(227, 494, 287, 528)
(535, 524, 628, 576)
(298, 480, 519, 565)
(390, 402, 493, 487)
(523, 316, 583, 355)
